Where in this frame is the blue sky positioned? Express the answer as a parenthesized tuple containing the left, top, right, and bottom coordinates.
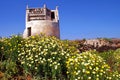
(0, 0, 120, 40)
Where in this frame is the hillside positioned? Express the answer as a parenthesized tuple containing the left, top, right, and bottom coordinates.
(0, 35, 120, 80)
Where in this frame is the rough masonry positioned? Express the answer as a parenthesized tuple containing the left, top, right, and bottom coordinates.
(23, 4, 60, 38)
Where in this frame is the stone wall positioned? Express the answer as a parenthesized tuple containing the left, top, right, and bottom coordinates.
(23, 5, 60, 38)
(23, 20, 60, 38)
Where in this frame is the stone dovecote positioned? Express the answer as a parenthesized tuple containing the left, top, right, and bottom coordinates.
(23, 4, 60, 38)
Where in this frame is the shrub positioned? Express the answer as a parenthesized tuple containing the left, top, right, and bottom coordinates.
(110, 71, 120, 80)
(0, 60, 18, 79)
(97, 49, 120, 73)
(0, 35, 23, 78)
(97, 50, 115, 70)
(66, 51, 113, 80)
(18, 35, 78, 79)
(0, 35, 23, 62)
(113, 48, 120, 73)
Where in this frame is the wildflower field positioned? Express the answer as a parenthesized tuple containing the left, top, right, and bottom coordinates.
(0, 35, 120, 80)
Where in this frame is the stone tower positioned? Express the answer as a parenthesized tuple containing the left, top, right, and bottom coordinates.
(23, 4, 60, 38)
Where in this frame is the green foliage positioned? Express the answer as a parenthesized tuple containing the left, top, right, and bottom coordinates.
(17, 35, 78, 79)
(110, 71, 120, 80)
(97, 49, 120, 73)
(0, 35, 120, 79)
(113, 49, 120, 73)
(0, 60, 18, 79)
(0, 35, 23, 62)
(66, 51, 113, 80)
(0, 35, 23, 79)
(97, 50, 115, 70)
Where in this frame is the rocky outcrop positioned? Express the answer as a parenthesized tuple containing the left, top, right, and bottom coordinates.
(84, 39, 109, 47)
(73, 38, 120, 52)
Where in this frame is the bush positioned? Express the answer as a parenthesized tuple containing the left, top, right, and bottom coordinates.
(97, 49, 120, 73)
(110, 71, 120, 80)
(113, 49, 120, 73)
(66, 51, 115, 80)
(0, 35, 23, 78)
(0, 60, 18, 79)
(0, 35, 23, 62)
(17, 35, 78, 79)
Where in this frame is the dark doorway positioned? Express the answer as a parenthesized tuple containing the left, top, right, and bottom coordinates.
(51, 12, 55, 20)
(27, 27, 31, 37)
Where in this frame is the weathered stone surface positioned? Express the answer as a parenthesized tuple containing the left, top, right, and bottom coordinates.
(84, 39, 109, 47)
(23, 20, 60, 38)
(75, 38, 120, 52)
(23, 5, 60, 38)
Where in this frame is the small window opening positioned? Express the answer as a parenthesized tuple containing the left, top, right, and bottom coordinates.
(27, 27, 31, 37)
(51, 12, 55, 20)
